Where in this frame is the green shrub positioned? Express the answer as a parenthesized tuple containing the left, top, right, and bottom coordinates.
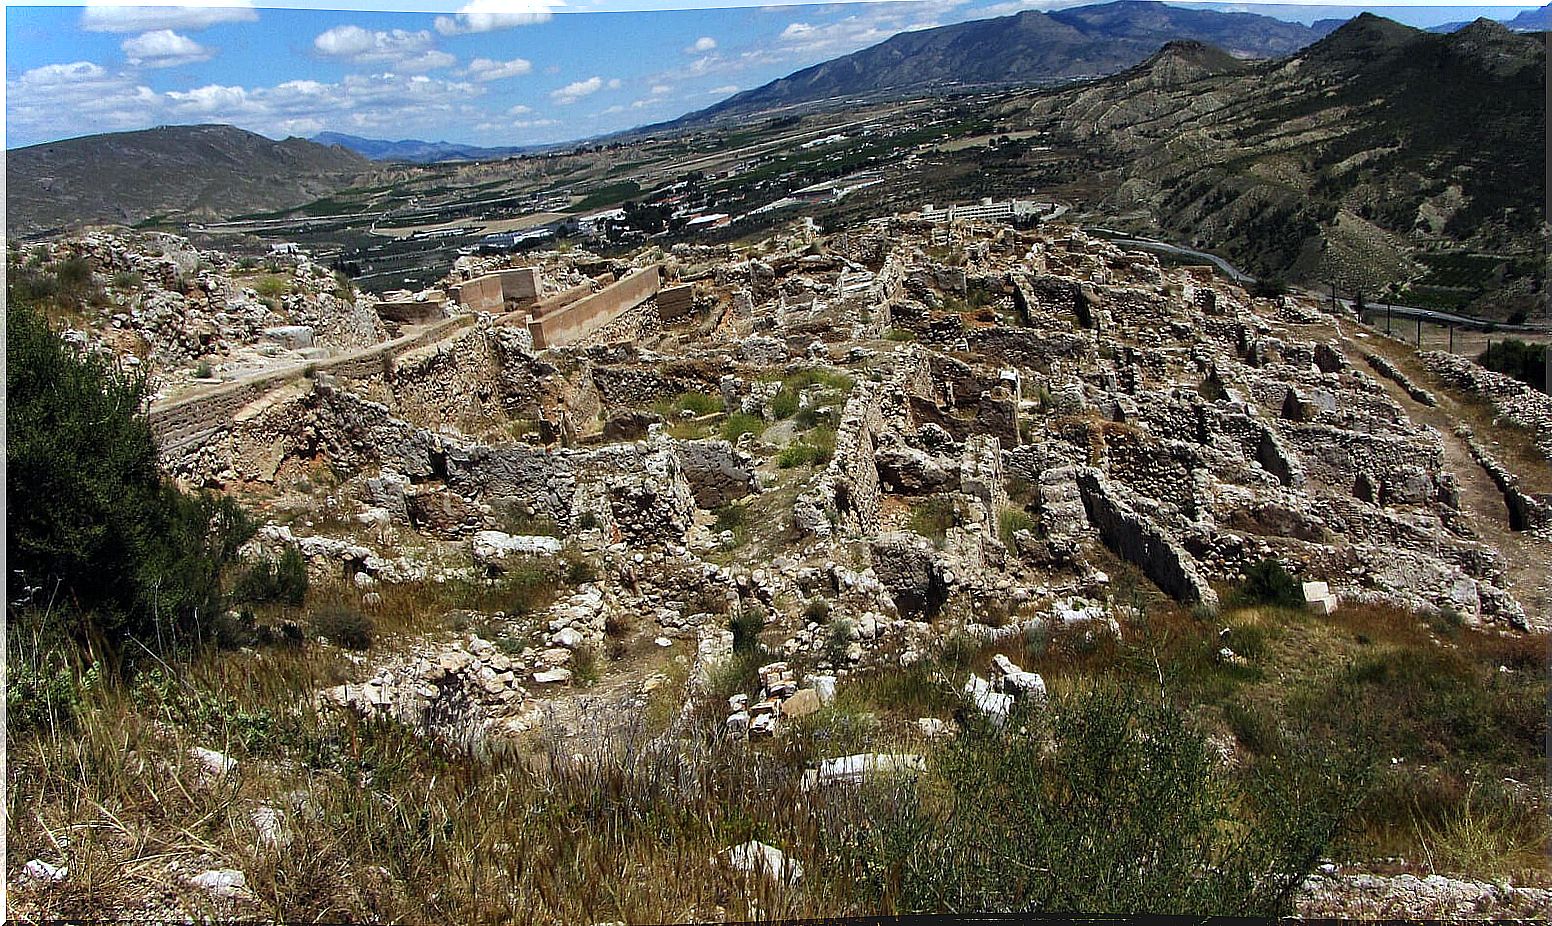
(998, 506, 1035, 547)
(491, 562, 559, 616)
(884, 328, 918, 342)
(232, 546, 309, 606)
(1236, 559, 1302, 609)
(671, 391, 723, 416)
(7, 297, 252, 650)
(769, 388, 800, 420)
(194, 360, 214, 379)
(908, 497, 957, 547)
(879, 682, 1366, 915)
(720, 413, 764, 442)
(562, 550, 598, 586)
(1478, 338, 1546, 390)
(803, 598, 832, 624)
(311, 604, 375, 650)
(776, 442, 824, 468)
(730, 605, 765, 655)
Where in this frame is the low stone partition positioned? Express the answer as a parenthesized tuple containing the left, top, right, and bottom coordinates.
(1457, 425, 1552, 532)
(1419, 350, 1552, 462)
(376, 293, 447, 325)
(1076, 469, 1220, 610)
(1364, 352, 1437, 407)
(527, 280, 596, 320)
(456, 274, 505, 313)
(527, 265, 662, 350)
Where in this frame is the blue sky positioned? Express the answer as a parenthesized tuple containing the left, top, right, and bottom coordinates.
(5, 1, 1539, 148)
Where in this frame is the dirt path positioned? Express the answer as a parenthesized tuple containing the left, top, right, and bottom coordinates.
(1335, 323, 1551, 627)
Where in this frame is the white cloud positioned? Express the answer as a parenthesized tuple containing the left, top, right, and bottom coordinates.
(465, 57, 534, 81)
(507, 103, 534, 115)
(313, 25, 454, 73)
(551, 75, 603, 104)
(434, 0, 560, 35)
(513, 118, 559, 129)
(121, 29, 211, 68)
(8, 61, 161, 140)
(8, 62, 489, 146)
(80, 4, 257, 33)
(607, 78, 622, 89)
(686, 36, 717, 53)
(709, 84, 738, 95)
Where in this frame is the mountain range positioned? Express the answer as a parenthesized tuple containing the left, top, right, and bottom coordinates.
(309, 132, 537, 164)
(6, 124, 369, 236)
(1430, 3, 1552, 33)
(669, 0, 1336, 125)
(1001, 15, 1545, 289)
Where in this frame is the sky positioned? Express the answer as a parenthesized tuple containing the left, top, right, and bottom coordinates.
(4, 1, 1542, 149)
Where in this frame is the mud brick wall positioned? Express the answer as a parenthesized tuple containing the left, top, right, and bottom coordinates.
(657, 283, 695, 321)
(457, 274, 505, 313)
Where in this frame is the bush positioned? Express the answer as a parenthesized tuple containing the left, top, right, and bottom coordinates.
(7, 297, 252, 650)
(880, 682, 1366, 915)
(998, 506, 1035, 547)
(908, 497, 958, 547)
(670, 391, 722, 416)
(720, 413, 764, 442)
(884, 328, 918, 342)
(311, 604, 375, 650)
(491, 562, 559, 616)
(1236, 559, 1302, 609)
(232, 546, 309, 606)
(1478, 338, 1546, 391)
(730, 605, 765, 655)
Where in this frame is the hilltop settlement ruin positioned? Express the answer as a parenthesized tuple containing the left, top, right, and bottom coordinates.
(15, 202, 1552, 916)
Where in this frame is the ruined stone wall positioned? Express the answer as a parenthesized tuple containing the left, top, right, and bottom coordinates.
(966, 327, 1093, 372)
(657, 283, 695, 321)
(574, 295, 662, 348)
(525, 280, 597, 320)
(1280, 424, 1442, 501)
(387, 325, 514, 433)
(672, 439, 758, 509)
(1419, 351, 1552, 461)
(794, 383, 884, 538)
(498, 267, 539, 303)
(149, 314, 476, 453)
(376, 297, 447, 325)
(527, 266, 662, 349)
(1076, 470, 1219, 609)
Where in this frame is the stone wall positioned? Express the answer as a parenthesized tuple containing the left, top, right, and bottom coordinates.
(794, 382, 884, 538)
(376, 295, 447, 326)
(457, 274, 505, 313)
(527, 265, 662, 349)
(673, 439, 759, 509)
(1076, 469, 1220, 610)
(148, 314, 475, 453)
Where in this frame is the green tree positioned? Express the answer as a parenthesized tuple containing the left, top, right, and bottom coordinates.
(7, 295, 251, 650)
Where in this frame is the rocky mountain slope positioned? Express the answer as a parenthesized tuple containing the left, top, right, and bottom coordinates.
(1003, 15, 1546, 290)
(672, 0, 1326, 124)
(6, 124, 371, 236)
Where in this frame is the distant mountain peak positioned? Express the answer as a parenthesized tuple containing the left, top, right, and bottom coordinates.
(667, 0, 1322, 127)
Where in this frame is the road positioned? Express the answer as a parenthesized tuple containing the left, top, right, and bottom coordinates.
(1334, 298, 1551, 334)
(1084, 228, 1256, 284)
